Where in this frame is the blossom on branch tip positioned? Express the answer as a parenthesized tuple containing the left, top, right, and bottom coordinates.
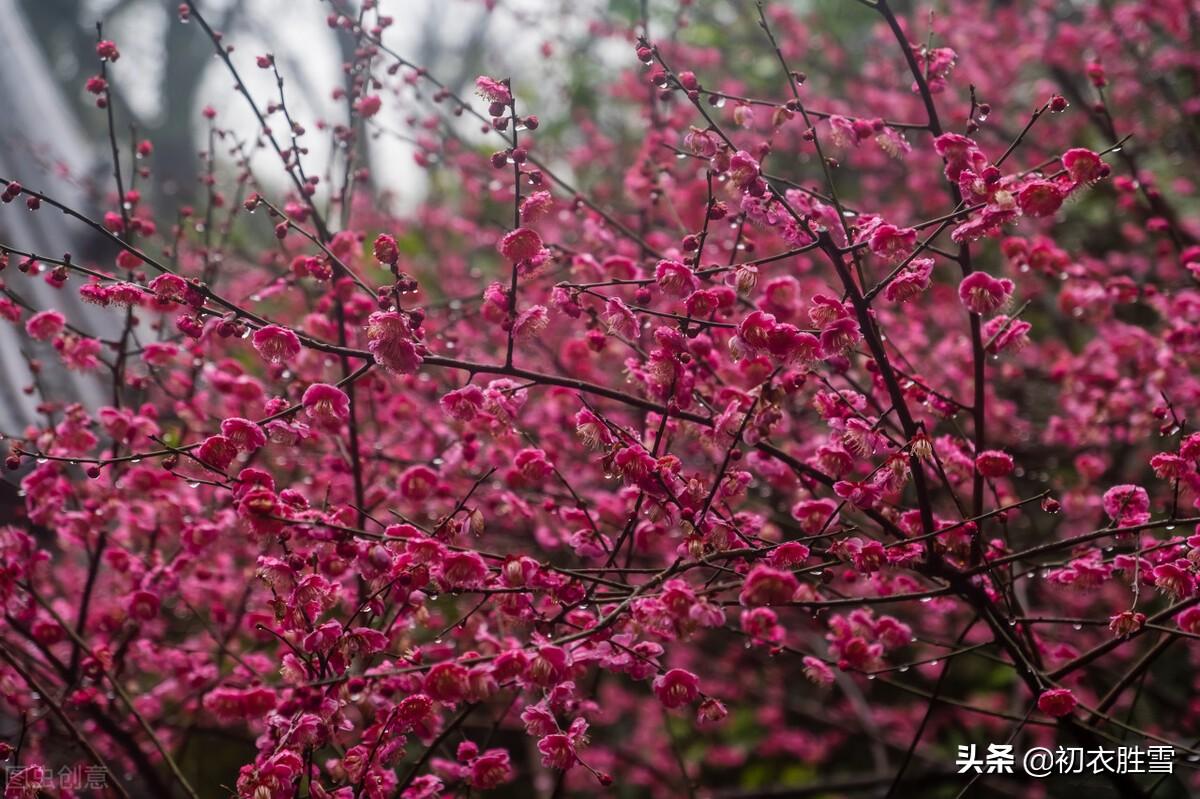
(958, 272, 1014, 316)
(252, 325, 302, 363)
(652, 668, 700, 709)
(302, 383, 350, 428)
(1037, 688, 1077, 717)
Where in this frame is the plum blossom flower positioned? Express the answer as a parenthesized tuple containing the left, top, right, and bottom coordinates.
(868, 224, 917, 262)
(537, 734, 577, 770)
(652, 668, 700, 709)
(884, 258, 934, 303)
(819, 318, 861, 358)
(373, 233, 399, 265)
(802, 656, 835, 687)
(602, 297, 638, 338)
(981, 314, 1032, 354)
(475, 75, 512, 104)
(498, 227, 544, 262)
(1109, 610, 1145, 636)
(1037, 688, 1077, 717)
(1017, 180, 1065, 217)
(958, 272, 1014, 315)
(25, 310, 65, 340)
(302, 383, 350, 428)
(1062, 148, 1109, 184)
(440, 552, 488, 589)
(1102, 484, 1151, 526)
(440, 385, 486, 421)
(833, 479, 882, 509)
(975, 450, 1014, 478)
(96, 39, 120, 61)
(355, 94, 382, 117)
(513, 305, 550, 339)
(739, 565, 799, 607)
(697, 697, 728, 725)
(399, 465, 438, 500)
(1153, 562, 1193, 598)
(470, 750, 513, 789)
(366, 311, 421, 374)
(252, 325, 302, 363)
(655, 260, 699, 296)
(197, 435, 238, 470)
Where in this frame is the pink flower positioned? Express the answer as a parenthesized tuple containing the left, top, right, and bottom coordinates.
(513, 305, 550, 339)
(521, 704, 558, 736)
(1108, 610, 1145, 636)
(399, 465, 438, 500)
(475, 75, 512, 105)
(470, 750, 513, 789)
(1037, 688, 1077, 718)
(884, 258, 934, 303)
(655, 260, 699, 296)
(498, 227, 544, 262)
(302, 383, 350, 428)
(767, 541, 811, 569)
(55, 335, 102, 370)
(125, 589, 160, 621)
(25, 310, 65, 340)
(537, 734, 576, 770)
(440, 385, 486, 421)
(833, 479, 882, 509)
(1153, 562, 1193, 599)
(197, 435, 238, 470)
(575, 408, 614, 449)
(440, 551, 488, 589)
(819, 317, 861, 358)
(697, 697, 728, 725)
(1017, 180, 1065, 217)
(791, 498, 839, 534)
(1150, 453, 1189, 480)
(868, 224, 917, 262)
(739, 565, 799, 607)
(204, 686, 277, 721)
(981, 315, 1031, 354)
(520, 190, 554, 221)
(366, 311, 421, 374)
(373, 233, 399, 265)
(424, 661, 471, 702)
(355, 94, 382, 117)
(652, 668, 700, 709)
(96, 39, 120, 61)
(766, 325, 821, 363)
(1101, 484, 1151, 526)
(802, 656, 835, 686)
(527, 645, 571, 687)
(975, 450, 1014, 478)
(1178, 607, 1200, 634)
(220, 418, 266, 451)
(958, 272, 1013, 315)
(1062, 148, 1109, 184)
(602, 297, 638, 338)
(727, 150, 761, 190)
(252, 325, 302, 363)
(737, 310, 776, 350)
(1182, 433, 1200, 462)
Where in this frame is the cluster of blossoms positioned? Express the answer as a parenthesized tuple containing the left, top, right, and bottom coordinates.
(1, 0, 1199, 796)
